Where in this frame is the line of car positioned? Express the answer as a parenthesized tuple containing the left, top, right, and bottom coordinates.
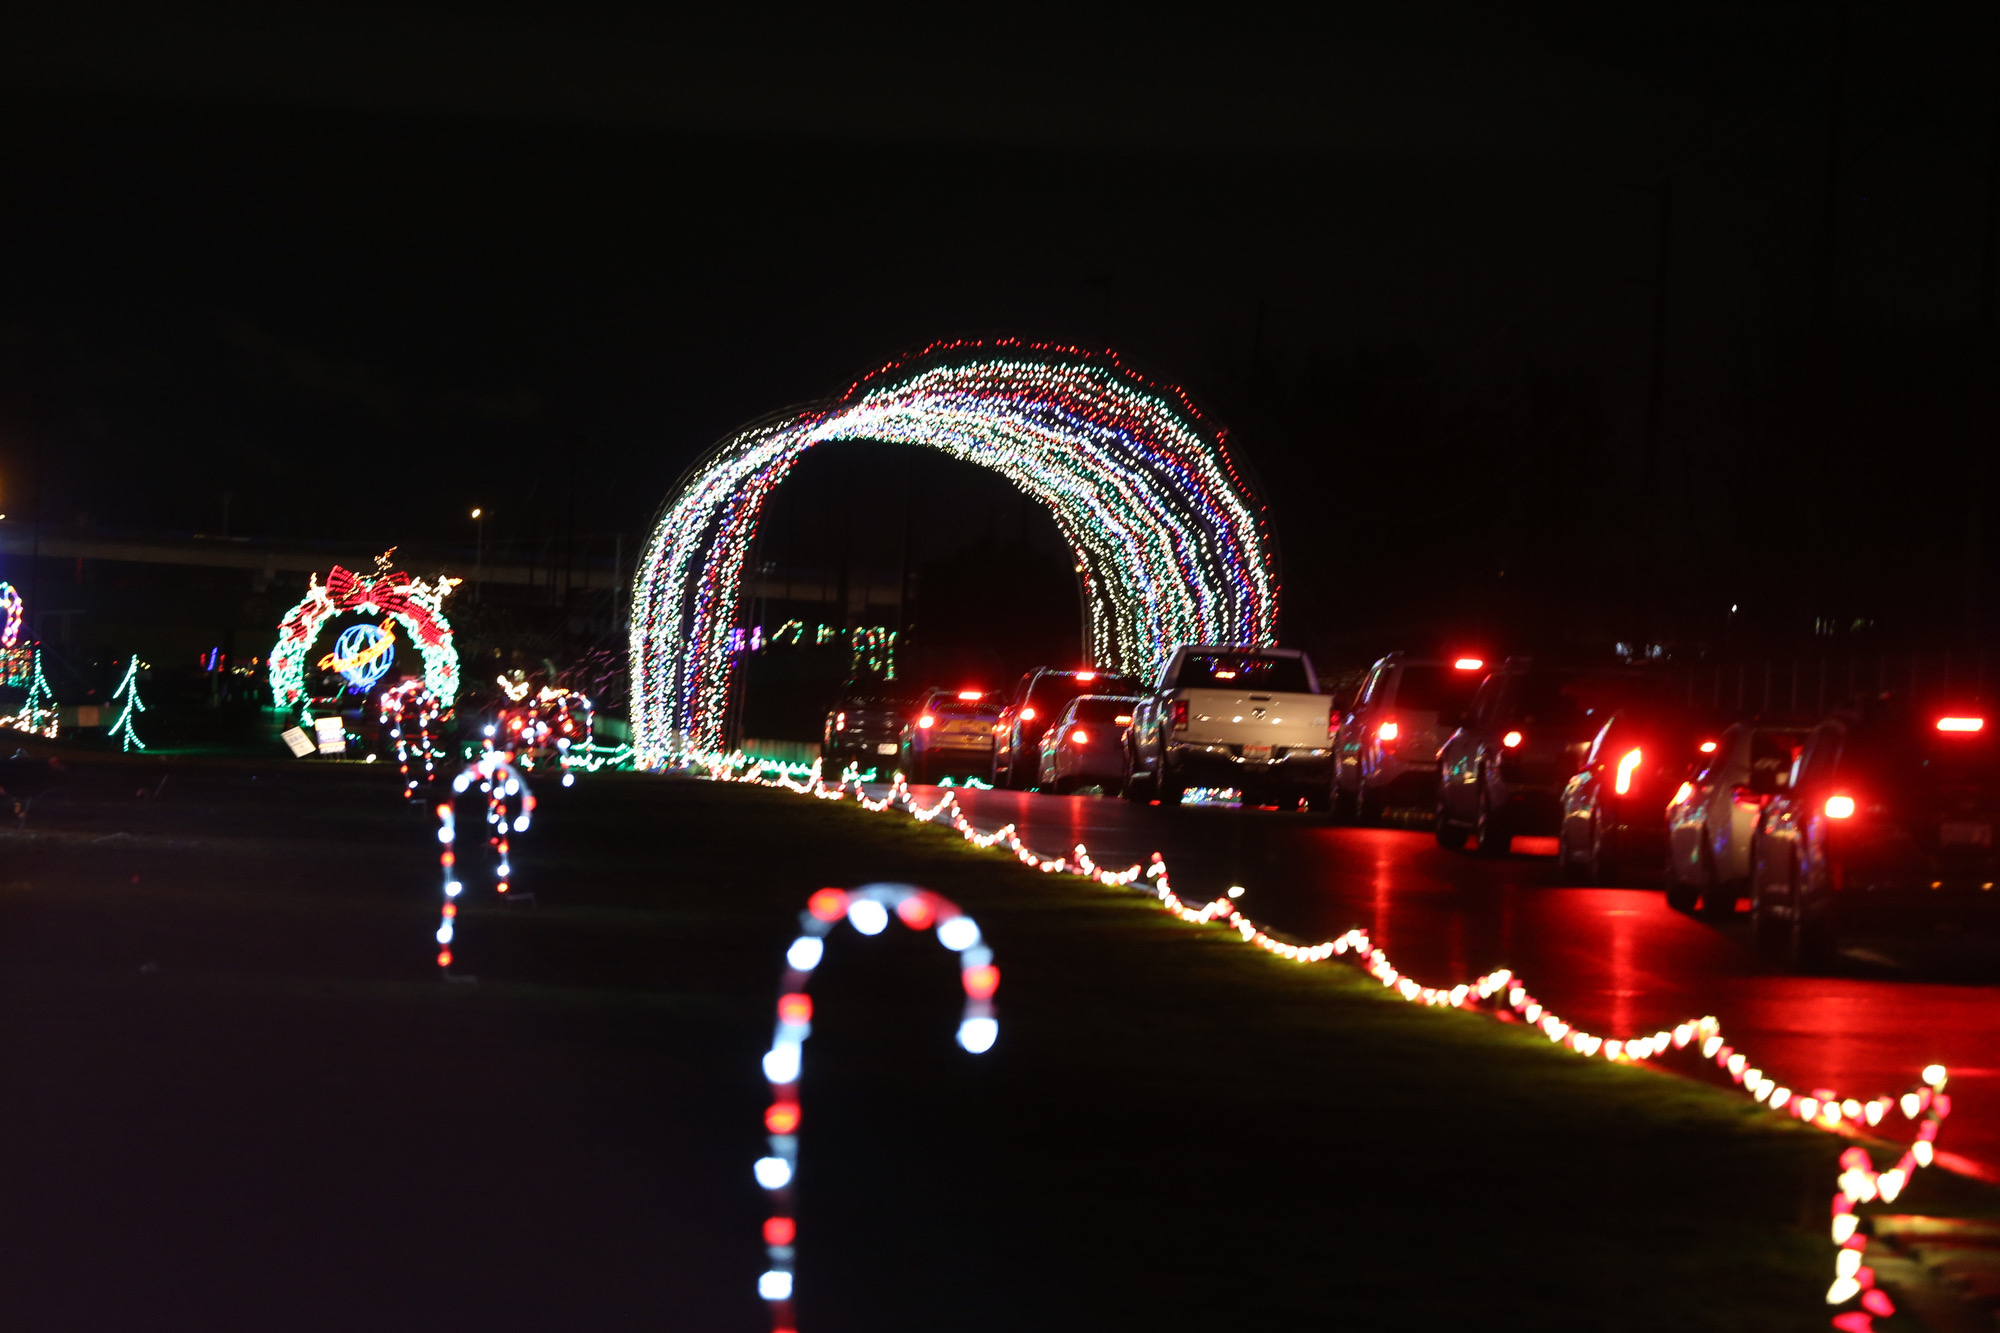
(826, 643, 2000, 973)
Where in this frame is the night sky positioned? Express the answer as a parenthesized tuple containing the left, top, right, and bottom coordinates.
(0, 3, 1995, 666)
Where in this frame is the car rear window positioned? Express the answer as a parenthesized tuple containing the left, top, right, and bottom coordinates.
(1073, 696, 1140, 724)
(930, 693, 1003, 716)
(1176, 654, 1314, 693)
(1512, 670, 1662, 726)
(1028, 673, 1141, 709)
(1846, 728, 2000, 791)
(1391, 665, 1484, 713)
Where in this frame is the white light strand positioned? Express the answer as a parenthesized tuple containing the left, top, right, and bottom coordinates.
(433, 751, 536, 975)
(682, 746, 1951, 1328)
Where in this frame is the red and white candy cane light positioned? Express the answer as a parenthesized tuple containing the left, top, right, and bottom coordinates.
(381, 678, 444, 798)
(754, 882, 997, 1332)
(433, 751, 535, 975)
(674, 747, 1952, 1328)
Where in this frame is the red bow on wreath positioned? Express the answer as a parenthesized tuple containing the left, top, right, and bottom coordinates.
(323, 566, 449, 647)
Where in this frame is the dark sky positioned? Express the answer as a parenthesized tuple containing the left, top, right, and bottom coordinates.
(0, 2, 1994, 662)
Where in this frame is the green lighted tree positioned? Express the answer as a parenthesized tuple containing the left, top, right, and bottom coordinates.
(108, 656, 147, 753)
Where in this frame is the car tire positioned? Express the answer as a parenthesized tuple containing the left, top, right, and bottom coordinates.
(1473, 787, 1508, 856)
(1663, 864, 1700, 913)
(1699, 877, 1743, 921)
(1304, 787, 1330, 814)
(1159, 775, 1188, 806)
(1124, 762, 1155, 803)
(1556, 825, 1584, 883)
(1435, 794, 1468, 850)
(1584, 816, 1616, 882)
(1053, 776, 1077, 795)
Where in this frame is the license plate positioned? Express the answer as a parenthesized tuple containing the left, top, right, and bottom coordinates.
(876, 742, 898, 755)
(1941, 821, 1992, 846)
(1242, 744, 1272, 760)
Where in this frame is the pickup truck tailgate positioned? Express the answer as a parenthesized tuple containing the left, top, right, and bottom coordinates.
(1180, 689, 1329, 749)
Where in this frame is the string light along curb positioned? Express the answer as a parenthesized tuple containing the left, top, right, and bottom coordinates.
(755, 882, 997, 1332)
(381, 679, 444, 798)
(270, 551, 461, 711)
(630, 340, 1280, 761)
(107, 657, 147, 752)
(676, 747, 1951, 1330)
(433, 751, 535, 976)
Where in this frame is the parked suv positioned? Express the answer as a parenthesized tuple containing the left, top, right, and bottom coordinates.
(1556, 702, 1707, 884)
(1664, 720, 1808, 917)
(1750, 702, 2000, 969)
(1436, 658, 1664, 854)
(900, 687, 1005, 784)
(1333, 653, 1489, 821)
(992, 667, 1142, 790)
(823, 681, 917, 772)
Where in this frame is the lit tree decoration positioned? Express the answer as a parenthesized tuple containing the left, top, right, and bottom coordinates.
(270, 551, 461, 711)
(0, 648, 59, 738)
(629, 340, 1280, 762)
(108, 656, 147, 752)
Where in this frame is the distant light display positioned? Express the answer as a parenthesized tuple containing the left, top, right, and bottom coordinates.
(754, 882, 997, 1330)
(323, 622, 397, 692)
(271, 552, 460, 711)
(0, 647, 57, 738)
(0, 582, 22, 649)
(380, 678, 443, 797)
(630, 341, 1279, 761)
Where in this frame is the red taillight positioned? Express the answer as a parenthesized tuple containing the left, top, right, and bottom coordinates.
(1614, 747, 1642, 795)
(1502, 730, 1524, 748)
(1453, 657, 1484, 671)
(1115, 714, 1132, 726)
(1171, 700, 1189, 731)
(1938, 717, 1986, 733)
(1731, 785, 1771, 810)
(1020, 707, 1036, 722)
(1377, 720, 1400, 743)
(1071, 728, 1089, 745)
(956, 689, 982, 701)
(1824, 794, 1856, 819)
(1075, 671, 1096, 681)
(918, 714, 935, 729)
(1699, 740, 1718, 754)
(1672, 781, 1694, 806)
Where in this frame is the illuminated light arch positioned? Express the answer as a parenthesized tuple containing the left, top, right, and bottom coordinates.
(270, 554, 462, 710)
(631, 341, 1280, 761)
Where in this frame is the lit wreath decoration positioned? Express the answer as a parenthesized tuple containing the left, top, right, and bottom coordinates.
(270, 551, 461, 710)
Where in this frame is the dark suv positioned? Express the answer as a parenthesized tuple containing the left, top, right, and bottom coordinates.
(1436, 658, 1664, 854)
(1751, 702, 2000, 969)
(822, 681, 917, 772)
(992, 667, 1143, 790)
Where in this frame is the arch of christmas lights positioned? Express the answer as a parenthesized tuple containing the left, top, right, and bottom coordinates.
(270, 555, 461, 711)
(630, 341, 1279, 761)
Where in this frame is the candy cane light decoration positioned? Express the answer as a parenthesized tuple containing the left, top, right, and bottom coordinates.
(631, 339, 1279, 761)
(433, 751, 535, 975)
(755, 882, 998, 1331)
(381, 678, 444, 798)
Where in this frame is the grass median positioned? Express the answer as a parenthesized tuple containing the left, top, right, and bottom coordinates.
(0, 751, 1980, 1330)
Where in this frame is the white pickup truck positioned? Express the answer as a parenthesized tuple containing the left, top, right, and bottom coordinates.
(1124, 645, 1334, 808)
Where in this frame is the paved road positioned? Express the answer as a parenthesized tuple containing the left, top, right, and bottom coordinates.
(913, 784, 2000, 1180)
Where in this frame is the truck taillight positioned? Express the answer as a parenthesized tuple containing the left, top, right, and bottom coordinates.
(1614, 747, 1642, 795)
(1172, 700, 1189, 731)
(1824, 794, 1856, 819)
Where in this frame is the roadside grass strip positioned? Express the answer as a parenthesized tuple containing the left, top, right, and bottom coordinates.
(683, 749, 1953, 1331)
